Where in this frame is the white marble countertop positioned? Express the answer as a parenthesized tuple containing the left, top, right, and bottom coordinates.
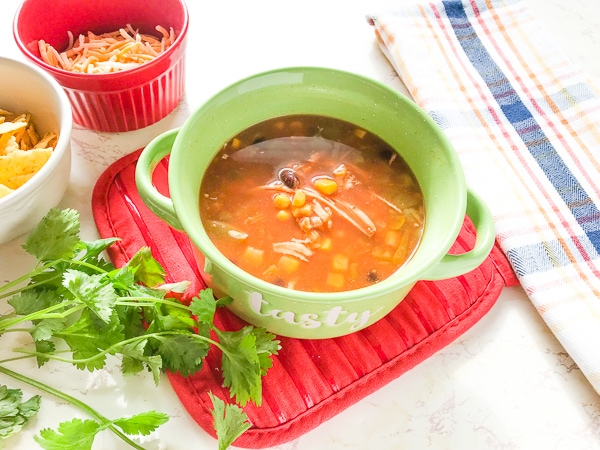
(1, 0, 600, 449)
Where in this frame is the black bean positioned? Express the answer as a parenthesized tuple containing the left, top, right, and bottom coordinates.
(278, 168, 300, 189)
(367, 270, 379, 283)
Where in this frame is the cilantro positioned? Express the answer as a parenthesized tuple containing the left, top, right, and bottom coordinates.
(209, 392, 251, 450)
(0, 208, 280, 449)
(22, 208, 80, 261)
(0, 385, 40, 439)
(34, 411, 169, 450)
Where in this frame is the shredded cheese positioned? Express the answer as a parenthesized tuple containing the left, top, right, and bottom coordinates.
(38, 24, 176, 74)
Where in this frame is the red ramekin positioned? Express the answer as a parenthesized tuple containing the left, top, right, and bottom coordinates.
(13, 0, 189, 132)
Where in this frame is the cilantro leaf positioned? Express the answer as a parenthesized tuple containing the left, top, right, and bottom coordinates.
(79, 238, 120, 261)
(34, 418, 99, 450)
(120, 339, 163, 384)
(62, 270, 117, 323)
(125, 247, 166, 287)
(34, 340, 55, 367)
(116, 303, 145, 340)
(0, 385, 41, 439)
(23, 208, 81, 262)
(59, 310, 125, 371)
(30, 318, 67, 342)
(189, 288, 217, 325)
(8, 289, 62, 315)
(216, 327, 261, 406)
(113, 411, 169, 436)
(216, 296, 234, 308)
(216, 326, 280, 406)
(154, 334, 209, 377)
(145, 300, 196, 334)
(251, 327, 280, 376)
(209, 392, 251, 450)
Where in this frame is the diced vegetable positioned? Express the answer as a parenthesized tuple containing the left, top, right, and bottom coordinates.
(388, 214, 406, 230)
(320, 237, 332, 251)
(242, 246, 264, 266)
(392, 231, 410, 264)
(384, 230, 401, 247)
(277, 255, 301, 275)
(326, 272, 345, 290)
(313, 178, 338, 195)
(353, 128, 367, 139)
(371, 246, 393, 261)
(292, 203, 312, 217)
(262, 264, 279, 278)
(332, 253, 349, 272)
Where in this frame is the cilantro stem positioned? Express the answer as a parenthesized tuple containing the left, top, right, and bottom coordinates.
(0, 364, 146, 450)
(115, 297, 190, 309)
(18, 330, 221, 366)
(0, 256, 108, 301)
(0, 302, 83, 332)
(0, 260, 63, 299)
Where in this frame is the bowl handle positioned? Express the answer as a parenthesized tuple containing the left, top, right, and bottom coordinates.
(135, 128, 184, 231)
(421, 189, 496, 280)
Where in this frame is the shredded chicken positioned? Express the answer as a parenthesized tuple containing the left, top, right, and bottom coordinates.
(272, 239, 313, 261)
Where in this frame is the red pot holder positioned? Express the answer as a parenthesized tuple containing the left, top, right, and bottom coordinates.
(92, 149, 519, 448)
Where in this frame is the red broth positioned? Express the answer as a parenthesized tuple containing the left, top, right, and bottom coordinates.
(199, 114, 424, 293)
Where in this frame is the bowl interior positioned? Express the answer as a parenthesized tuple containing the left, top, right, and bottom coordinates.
(171, 67, 467, 299)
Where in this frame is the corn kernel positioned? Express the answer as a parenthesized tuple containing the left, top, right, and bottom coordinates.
(314, 178, 338, 195)
(326, 272, 345, 290)
(292, 190, 306, 207)
(273, 193, 291, 209)
(276, 210, 291, 221)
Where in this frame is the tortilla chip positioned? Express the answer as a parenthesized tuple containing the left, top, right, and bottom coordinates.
(0, 148, 52, 189)
(0, 136, 19, 157)
(0, 121, 27, 134)
(0, 109, 58, 193)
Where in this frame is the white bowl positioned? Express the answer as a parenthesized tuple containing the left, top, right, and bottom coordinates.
(0, 56, 72, 244)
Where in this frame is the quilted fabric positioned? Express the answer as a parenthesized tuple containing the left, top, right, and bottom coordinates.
(92, 149, 518, 448)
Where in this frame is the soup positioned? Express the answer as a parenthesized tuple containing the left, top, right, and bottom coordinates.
(199, 114, 425, 293)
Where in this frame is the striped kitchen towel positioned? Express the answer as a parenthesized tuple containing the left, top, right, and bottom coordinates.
(369, 0, 600, 394)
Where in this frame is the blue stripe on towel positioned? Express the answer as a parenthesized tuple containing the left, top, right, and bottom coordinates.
(442, 0, 600, 256)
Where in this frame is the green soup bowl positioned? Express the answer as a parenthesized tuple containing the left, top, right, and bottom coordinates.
(135, 66, 495, 339)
